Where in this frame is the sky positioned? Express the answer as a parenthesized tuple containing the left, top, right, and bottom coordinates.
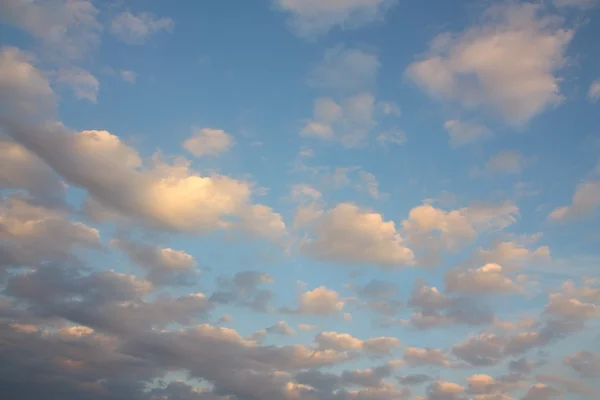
(1, 0, 600, 399)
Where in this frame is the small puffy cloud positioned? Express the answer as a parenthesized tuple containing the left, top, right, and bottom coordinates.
(377, 128, 407, 146)
(266, 321, 295, 336)
(297, 286, 345, 315)
(308, 45, 379, 91)
(406, 3, 573, 125)
(403, 347, 449, 367)
(56, 67, 99, 103)
(110, 238, 196, 285)
(589, 79, 600, 101)
(403, 201, 518, 264)
(451, 333, 507, 366)
(301, 93, 377, 147)
(444, 120, 491, 147)
(473, 240, 550, 271)
(445, 264, 521, 294)
(425, 380, 466, 400)
(545, 293, 598, 320)
(110, 11, 174, 45)
(522, 383, 561, 400)
(560, 280, 600, 304)
(548, 180, 600, 221)
(299, 203, 415, 268)
(273, 0, 396, 38)
(315, 332, 399, 355)
(473, 150, 529, 176)
(298, 323, 318, 331)
(182, 128, 234, 158)
(0, 0, 101, 61)
(564, 350, 600, 378)
(120, 70, 136, 84)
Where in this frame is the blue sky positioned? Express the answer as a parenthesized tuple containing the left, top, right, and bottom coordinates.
(1, 0, 600, 399)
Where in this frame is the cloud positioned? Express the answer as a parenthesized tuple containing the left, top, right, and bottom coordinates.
(308, 45, 379, 91)
(0, 139, 65, 204)
(522, 383, 561, 400)
(110, 11, 174, 45)
(210, 271, 275, 312)
(266, 321, 295, 335)
(0, 0, 102, 61)
(589, 79, 600, 101)
(301, 93, 377, 147)
(563, 350, 600, 378)
(298, 203, 415, 268)
(376, 128, 407, 146)
(406, 2, 573, 125)
(356, 171, 386, 200)
(182, 128, 234, 158)
(295, 286, 345, 315)
(120, 70, 136, 84)
(273, 0, 396, 38)
(544, 293, 598, 320)
(110, 237, 197, 286)
(444, 120, 491, 147)
(425, 380, 466, 400)
(403, 347, 449, 367)
(445, 264, 521, 294)
(549, 180, 600, 221)
(403, 201, 519, 265)
(315, 331, 399, 355)
(473, 150, 530, 176)
(536, 374, 600, 399)
(472, 240, 551, 271)
(56, 67, 99, 103)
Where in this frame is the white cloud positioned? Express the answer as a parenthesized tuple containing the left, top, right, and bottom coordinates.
(315, 331, 399, 355)
(297, 286, 345, 315)
(182, 128, 234, 157)
(588, 79, 600, 102)
(266, 321, 295, 336)
(110, 11, 174, 45)
(445, 263, 521, 294)
(406, 3, 573, 125)
(403, 347, 449, 366)
(473, 150, 529, 176)
(444, 120, 491, 147)
(301, 93, 376, 147)
(56, 67, 99, 103)
(0, 0, 102, 61)
(299, 203, 415, 268)
(120, 70, 136, 84)
(549, 180, 600, 221)
(273, 0, 396, 38)
(308, 45, 379, 91)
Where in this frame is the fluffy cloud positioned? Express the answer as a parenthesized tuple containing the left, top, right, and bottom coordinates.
(182, 128, 234, 158)
(425, 381, 466, 400)
(273, 0, 396, 37)
(295, 286, 345, 315)
(522, 383, 561, 400)
(0, 0, 101, 61)
(301, 93, 377, 147)
(406, 3, 573, 125)
(472, 240, 550, 271)
(545, 293, 598, 320)
(589, 79, 600, 101)
(403, 347, 449, 367)
(444, 120, 491, 147)
(110, 238, 197, 286)
(308, 45, 379, 91)
(211, 271, 275, 312)
(315, 331, 400, 355)
(403, 201, 518, 264)
(445, 264, 521, 294)
(563, 350, 600, 378)
(0, 139, 65, 203)
(110, 11, 174, 45)
(299, 203, 414, 268)
(548, 180, 600, 221)
(56, 67, 99, 103)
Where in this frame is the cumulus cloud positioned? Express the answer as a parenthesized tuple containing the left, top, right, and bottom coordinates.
(315, 331, 400, 356)
(589, 79, 600, 101)
(182, 128, 234, 158)
(445, 263, 521, 294)
(266, 321, 295, 336)
(293, 286, 345, 315)
(301, 93, 377, 147)
(211, 271, 275, 312)
(110, 11, 174, 45)
(308, 45, 379, 91)
(0, 139, 65, 204)
(564, 350, 600, 378)
(110, 237, 197, 286)
(273, 0, 396, 38)
(403, 347, 449, 367)
(444, 119, 491, 147)
(406, 2, 573, 125)
(0, 0, 102, 61)
(56, 67, 99, 103)
(548, 180, 600, 221)
(299, 203, 414, 268)
(522, 383, 561, 400)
